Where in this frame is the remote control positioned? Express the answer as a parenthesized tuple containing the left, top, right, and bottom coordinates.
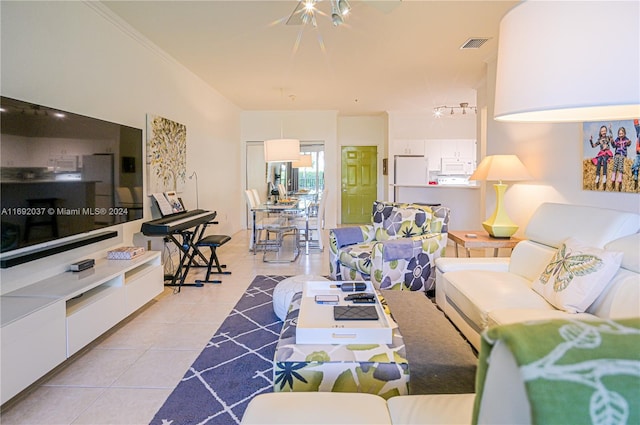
(352, 297, 376, 304)
(344, 292, 375, 301)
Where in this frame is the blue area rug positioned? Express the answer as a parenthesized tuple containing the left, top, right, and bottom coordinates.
(150, 275, 286, 425)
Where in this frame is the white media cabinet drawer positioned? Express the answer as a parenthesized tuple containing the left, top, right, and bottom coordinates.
(66, 281, 126, 356)
(1, 300, 66, 403)
(124, 257, 163, 315)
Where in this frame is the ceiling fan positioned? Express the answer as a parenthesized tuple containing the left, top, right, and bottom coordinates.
(286, 0, 351, 27)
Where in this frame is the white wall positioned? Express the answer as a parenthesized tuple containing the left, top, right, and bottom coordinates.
(338, 115, 388, 211)
(479, 58, 640, 236)
(0, 2, 241, 292)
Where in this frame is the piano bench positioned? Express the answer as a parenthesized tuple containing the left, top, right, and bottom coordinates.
(194, 234, 232, 285)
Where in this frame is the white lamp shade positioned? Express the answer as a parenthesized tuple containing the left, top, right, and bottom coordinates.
(292, 154, 312, 168)
(470, 155, 532, 182)
(264, 139, 300, 162)
(494, 1, 640, 122)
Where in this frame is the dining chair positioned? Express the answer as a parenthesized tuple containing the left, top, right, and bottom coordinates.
(277, 183, 287, 199)
(245, 189, 269, 253)
(295, 188, 328, 253)
(245, 188, 287, 253)
(250, 188, 262, 206)
(262, 214, 299, 262)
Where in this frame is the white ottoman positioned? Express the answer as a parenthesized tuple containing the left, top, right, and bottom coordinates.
(273, 274, 329, 320)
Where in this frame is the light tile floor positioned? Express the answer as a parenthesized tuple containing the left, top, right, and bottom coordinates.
(0, 229, 331, 425)
(0, 229, 484, 424)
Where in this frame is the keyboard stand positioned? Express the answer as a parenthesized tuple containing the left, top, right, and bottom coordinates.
(141, 209, 221, 291)
(164, 224, 211, 290)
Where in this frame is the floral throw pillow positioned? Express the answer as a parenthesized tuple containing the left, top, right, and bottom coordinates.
(532, 237, 623, 313)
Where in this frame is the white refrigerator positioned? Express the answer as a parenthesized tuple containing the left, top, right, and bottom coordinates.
(82, 154, 115, 225)
(394, 156, 430, 185)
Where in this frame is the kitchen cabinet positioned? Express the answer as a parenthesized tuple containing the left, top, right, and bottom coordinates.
(439, 139, 476, 159)
(425, 139, 476, 172)
(393, 139, 425, 156)
(424, 141, 442, 171)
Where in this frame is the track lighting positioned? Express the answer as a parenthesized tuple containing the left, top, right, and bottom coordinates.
(433, 102, 477, 118)
(338, 0, 351, 16)
(288, 0, 351, 27)
(331, 1, 343, 26)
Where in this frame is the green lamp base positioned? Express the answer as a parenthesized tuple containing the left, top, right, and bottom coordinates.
(482, 221, 519, 238)
(482, 182, 519, 238)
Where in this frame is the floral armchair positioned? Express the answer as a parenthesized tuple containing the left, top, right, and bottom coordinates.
(329, 201, 450, 291)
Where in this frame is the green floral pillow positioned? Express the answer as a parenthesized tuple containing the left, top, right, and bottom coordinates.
(532, 238, 623, 313)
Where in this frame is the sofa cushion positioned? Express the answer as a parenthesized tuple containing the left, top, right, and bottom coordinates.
(443, 270, 554, 334)
(587, 268, 640, 319)
(241, 392, 392, 425)
(507, 240, 557, 282)
(532, 238, 623, 313)
(524, 202, 640, 249)
(605, 233, 640, 273)
(488, 308, 595, 329)
(387, 394, 475, 425)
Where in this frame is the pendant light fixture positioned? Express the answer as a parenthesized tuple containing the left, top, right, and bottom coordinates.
(264, 89, 300, 162)
(264, 139, 301, 163)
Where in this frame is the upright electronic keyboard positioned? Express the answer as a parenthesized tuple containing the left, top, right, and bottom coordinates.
(141, 209, 218, 289)
(141, 209, 217, 236)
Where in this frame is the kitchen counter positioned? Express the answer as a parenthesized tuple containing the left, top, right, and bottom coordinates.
(389, 184, 481, 230)
(390, 184, 479, 189)
(1, 179, 99, 184)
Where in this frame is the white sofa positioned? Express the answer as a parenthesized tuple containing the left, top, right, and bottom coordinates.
(242, 316, 639, 424)
(435, 202, 640, 350)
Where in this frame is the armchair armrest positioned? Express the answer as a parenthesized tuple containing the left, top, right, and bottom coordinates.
(371, 232, 448, 291)
(376, 233, 445, 262)
(435, 257, 511, 274)
(330, 225, 375, 248)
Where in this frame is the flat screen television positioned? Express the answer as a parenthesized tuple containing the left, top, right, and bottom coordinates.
(0, 96, 144, 261)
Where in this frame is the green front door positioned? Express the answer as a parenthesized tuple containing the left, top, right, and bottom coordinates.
(341, 146, 377, 224)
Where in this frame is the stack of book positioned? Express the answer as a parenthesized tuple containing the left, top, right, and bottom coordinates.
(107, 246, 146, 260)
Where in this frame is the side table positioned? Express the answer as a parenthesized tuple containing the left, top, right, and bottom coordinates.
(448, 230, 522, 257)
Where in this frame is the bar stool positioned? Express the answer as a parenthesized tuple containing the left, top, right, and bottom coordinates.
(23, 198, 59, 242)
(191, 234, 232, 285)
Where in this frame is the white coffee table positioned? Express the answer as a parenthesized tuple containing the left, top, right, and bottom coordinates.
(273, 284, 410, 398)
(296, 281, 394, 345)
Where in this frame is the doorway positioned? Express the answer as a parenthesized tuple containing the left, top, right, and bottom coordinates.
(341, 146, 377, 224)
(245, 141, 325, 228)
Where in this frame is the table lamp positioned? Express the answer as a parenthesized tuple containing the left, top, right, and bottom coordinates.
(469, 155, 532, 238)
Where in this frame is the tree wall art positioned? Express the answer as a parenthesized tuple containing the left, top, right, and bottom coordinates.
(146, 114, 187, 194)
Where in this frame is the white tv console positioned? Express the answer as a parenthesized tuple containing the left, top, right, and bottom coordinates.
(0, 251, 162, 404)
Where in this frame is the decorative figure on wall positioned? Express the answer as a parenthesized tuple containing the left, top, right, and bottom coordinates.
(583, 119, 639, 193)
(146, 114, 187, 194)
